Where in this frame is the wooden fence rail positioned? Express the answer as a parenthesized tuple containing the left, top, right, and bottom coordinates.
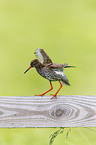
(0, 96, 96, 128)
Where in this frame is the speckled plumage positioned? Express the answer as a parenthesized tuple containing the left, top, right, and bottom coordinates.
(32, 59, 70, 86)
(24, 48, 75, 98)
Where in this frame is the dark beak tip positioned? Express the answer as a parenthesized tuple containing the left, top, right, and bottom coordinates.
(24, 66, 32, 74)
(24, 71, 27, 74)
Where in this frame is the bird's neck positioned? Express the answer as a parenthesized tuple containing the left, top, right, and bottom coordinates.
(35, 61, 44, 70)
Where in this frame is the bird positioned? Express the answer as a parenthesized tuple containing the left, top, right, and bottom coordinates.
(24, 48, 75, 99)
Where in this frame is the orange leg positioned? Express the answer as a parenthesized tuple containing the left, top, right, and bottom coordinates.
(51, 81, 63, 99)
(36, 81, 53, 96)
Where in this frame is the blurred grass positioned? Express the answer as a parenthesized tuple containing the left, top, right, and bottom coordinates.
(0, 0, 96, 144)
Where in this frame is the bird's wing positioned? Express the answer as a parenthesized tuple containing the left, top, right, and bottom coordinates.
(49, 63, 64, 69)
(49, 63, 75, 70)
(48, 63, 65, 72)
(48, 66, 70, 86)
(34, 48, 53, 64)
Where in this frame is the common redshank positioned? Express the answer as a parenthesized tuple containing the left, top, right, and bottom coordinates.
(24, 48, 75, 99)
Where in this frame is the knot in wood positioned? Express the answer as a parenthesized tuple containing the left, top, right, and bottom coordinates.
(50, 104, 70, 120)
(55, 108, 64, 117)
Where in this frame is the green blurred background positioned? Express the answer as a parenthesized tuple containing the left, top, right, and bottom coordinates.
(0, 0, 96, 144)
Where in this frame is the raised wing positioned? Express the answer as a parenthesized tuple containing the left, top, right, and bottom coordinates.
(34, 48, 53, 64)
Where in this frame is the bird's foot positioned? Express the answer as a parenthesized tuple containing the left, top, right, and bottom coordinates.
(35, 94, 44, 96)
(50, 94, 57, 99)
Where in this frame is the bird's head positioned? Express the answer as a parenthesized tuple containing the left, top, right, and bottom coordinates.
(24, 59, 39, 74)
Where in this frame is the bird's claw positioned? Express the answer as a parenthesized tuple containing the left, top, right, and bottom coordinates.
(35, 94, 44, 96)
(50, 94, 57, 99)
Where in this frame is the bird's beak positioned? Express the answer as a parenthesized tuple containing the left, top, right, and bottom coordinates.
(24, 66, 32, 74)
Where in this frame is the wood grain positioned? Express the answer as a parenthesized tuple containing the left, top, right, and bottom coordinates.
(0, 96, 96, 128)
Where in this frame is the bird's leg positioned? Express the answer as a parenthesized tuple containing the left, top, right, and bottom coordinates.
(51, 81, 63, 99)
(35, 81, 53, 96)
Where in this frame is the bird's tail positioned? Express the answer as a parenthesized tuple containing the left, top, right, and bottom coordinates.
(63, 64, 76, 68)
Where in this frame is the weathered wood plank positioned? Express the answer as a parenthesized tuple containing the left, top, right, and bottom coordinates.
(0, 96, 96, 128)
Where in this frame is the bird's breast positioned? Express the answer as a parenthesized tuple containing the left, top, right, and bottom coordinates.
(36, 67, 47, 78)
(35, 67, 57, 81)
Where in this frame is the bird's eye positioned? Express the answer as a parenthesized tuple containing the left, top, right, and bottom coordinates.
(33, 62, 35, 65)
